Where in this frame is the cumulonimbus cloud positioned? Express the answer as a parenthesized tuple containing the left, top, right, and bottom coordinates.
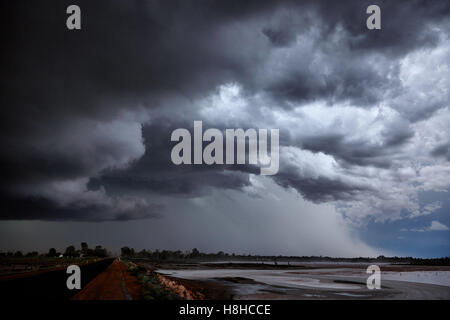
(1, 0, 450, 224)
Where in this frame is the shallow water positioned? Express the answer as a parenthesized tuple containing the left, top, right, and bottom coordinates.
(157, 268, 363, 290)
(157, 267, 450, 299)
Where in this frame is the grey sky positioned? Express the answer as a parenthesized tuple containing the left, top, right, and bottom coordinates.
(1, 0, 450, 256)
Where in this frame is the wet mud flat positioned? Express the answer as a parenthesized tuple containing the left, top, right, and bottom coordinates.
(147, 262, 450, 300)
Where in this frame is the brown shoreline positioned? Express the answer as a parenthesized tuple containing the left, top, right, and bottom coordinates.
(162, 275, 234, 299)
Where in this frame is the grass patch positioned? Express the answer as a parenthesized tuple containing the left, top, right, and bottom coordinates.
(124, 261, 182, 300)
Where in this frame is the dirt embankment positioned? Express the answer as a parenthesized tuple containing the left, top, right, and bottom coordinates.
(73, 259, 141, 300)
(157, 273, 205, 299)
(136, 262, 234, 300)
(157, 273, 234, 300)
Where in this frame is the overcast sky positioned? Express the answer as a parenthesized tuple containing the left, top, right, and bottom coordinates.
(1, 0, 450, 257)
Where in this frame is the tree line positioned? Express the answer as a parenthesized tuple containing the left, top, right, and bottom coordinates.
(120, 247, 450, 265)
(0, 242, 109, 258)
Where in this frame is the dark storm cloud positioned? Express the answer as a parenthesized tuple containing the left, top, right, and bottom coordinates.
(1, 0, 274, 186)
(274, 173, 371, 203)
(0, 192, 162, 221)
(89, 121, 253, 197)
(432, 143, 450, 161)
(2, 0, 272, 219)
(265, 63, 395, 107)
(299, 127, 414, 169)
(1, 0, 449, 220)
(257, 0, 450, 107)
(301, 135, 393, 169)
(314, 0, 450, 53)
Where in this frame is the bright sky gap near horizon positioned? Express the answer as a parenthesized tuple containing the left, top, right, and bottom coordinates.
(1, 0, 450, 258)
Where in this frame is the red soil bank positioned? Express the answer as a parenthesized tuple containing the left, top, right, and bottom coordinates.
(73, 259, 141, 300)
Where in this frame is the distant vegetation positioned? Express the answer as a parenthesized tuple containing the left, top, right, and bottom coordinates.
(0, 242, 109, 259)
(0, 243, 111, 275)
(120, 247, 450, 266)
(2, 245, 448, 266)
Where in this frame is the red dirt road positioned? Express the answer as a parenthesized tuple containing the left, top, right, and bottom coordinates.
(72, 259, 141, 300)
